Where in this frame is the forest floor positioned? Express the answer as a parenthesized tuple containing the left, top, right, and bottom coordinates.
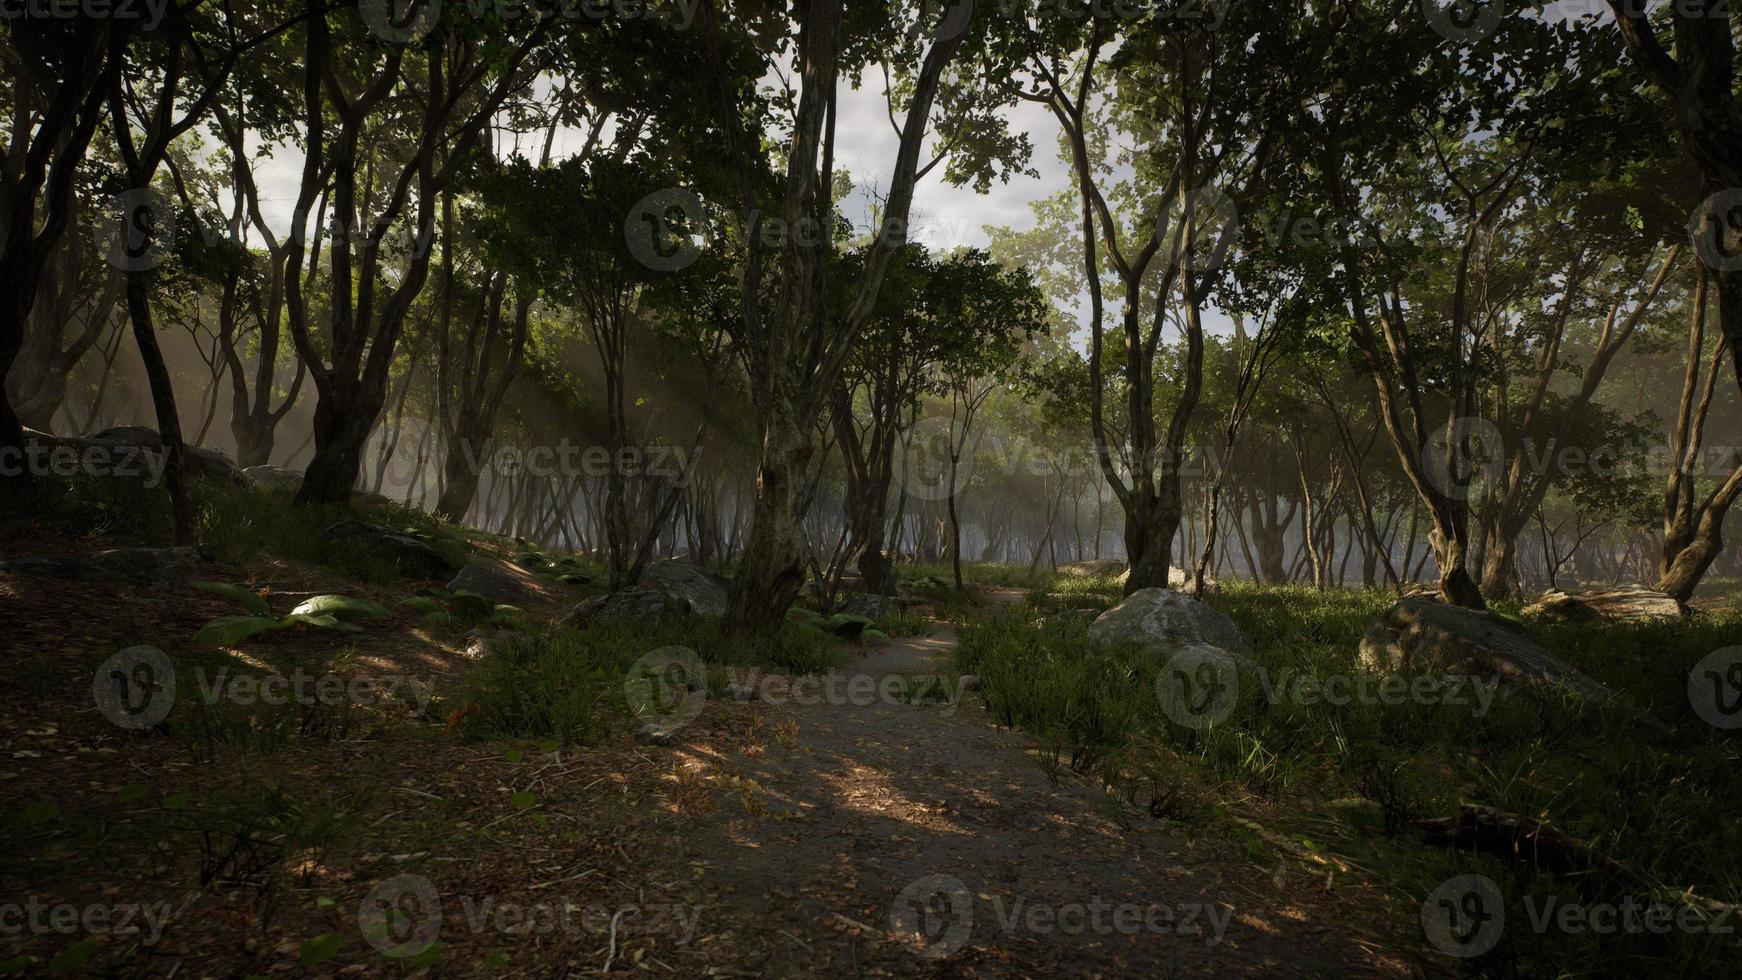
(5, 482, 1737, 977)
(0, 512, 1415, 978)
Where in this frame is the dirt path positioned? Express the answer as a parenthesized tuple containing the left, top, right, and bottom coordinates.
(662, 624, 1415, 978)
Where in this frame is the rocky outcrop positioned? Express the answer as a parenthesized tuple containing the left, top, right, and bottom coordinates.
(447, 560, 538, 605)
(839, 593, 903, 621)
(1166, 567, 1220, 597)
(0, 546, 202, 586)
(1523, 586, 1686, 623)
(562, 561, 734, 629)
(1358, 598, 1611, 702)
(637, 560, 731, 619)
(1088, 587, 1254, 658)
(319, 520, 456, 580)
(242, 464, 305, 494)
(1059, 559, 1126, 578)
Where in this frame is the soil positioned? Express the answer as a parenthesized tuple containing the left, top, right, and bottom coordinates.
(1, 538, 1422, 977)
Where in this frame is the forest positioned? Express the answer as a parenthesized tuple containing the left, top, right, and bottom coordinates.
(2, 1, 1741, 977)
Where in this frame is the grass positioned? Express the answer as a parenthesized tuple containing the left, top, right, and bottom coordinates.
(955, 582, 1742, 977)
(2, 472, 472, 584)
(452, 617, 852, 746)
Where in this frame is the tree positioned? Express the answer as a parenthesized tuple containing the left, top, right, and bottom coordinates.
(696, 0, 995, 630)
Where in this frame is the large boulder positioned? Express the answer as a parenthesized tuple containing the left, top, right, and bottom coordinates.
(447, 560, 538, 605)
(242, 464, 305, 494)
(562, 561, 732, 629)
(1089, 587, 1254, 658)
(1059, 559, 1126, 578)
(0, 546, 202, 586)
(839, 593, 904, 621)
(562, 589, 691, 629)
(185, 446, 244, 484)
(319, 520, 456, 580)
(1167, 567, 1220, 597)
(637, 560, 730, 618)
(91, 426, 162, 448)
(1523, 586, 1685, 623)
(1358, 598, 1611, 702)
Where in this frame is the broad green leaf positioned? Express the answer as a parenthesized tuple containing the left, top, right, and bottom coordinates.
(291, 595, 390, 621)
(196, 615, 286, 646)
(195, 582, 269, 616)
(299, 933, 344, 967)
(447, 591, 494, 621)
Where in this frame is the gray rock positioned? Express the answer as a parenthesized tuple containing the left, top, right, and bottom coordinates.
(840, 593, 903, 621)
(1358, 598, 1612, 702)
(1089, 587, 1254, 658)
(91, 426, 162, 448)
(350, 489, 393, 508)
(242, 465, 304, 494)
(319, 519, 456, 580)
(1059, 559, 1127, 578)
(635, 723, 680, 746)
(1167, 567, 1220, 597)
(1523, 586, 1686, 623)
(637, 560, 731, 618)
(447, 561, 537, 605)
(186, 447, 244, 485)
(562, 589, 689, 629)
(0, 546, 202, 586)
(958, 674, 982, 693)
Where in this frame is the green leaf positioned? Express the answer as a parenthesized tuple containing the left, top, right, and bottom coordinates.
(299, 932, 344, 967)
(196, 615, 286, 647)
(511, 791, 536, 811)
(447, 591, 494, 621)
(540, 740, 559, 754)
(291, 595, 391, 621)
(116, 785, 149, 803)
(504, 749, 524, 764)
(163, 793, 187, 810)
(399, 596, 445, 616)
(0, 956, 39, 975)
(19, 800, 59, 826)
(284, 613, 365, 634)
(195, 582, 269, 616)
(400, 942, 441, 968)
(48, 939, 97, 974)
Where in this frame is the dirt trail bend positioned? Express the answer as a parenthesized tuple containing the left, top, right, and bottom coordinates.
(660, 624, 1412, 978)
